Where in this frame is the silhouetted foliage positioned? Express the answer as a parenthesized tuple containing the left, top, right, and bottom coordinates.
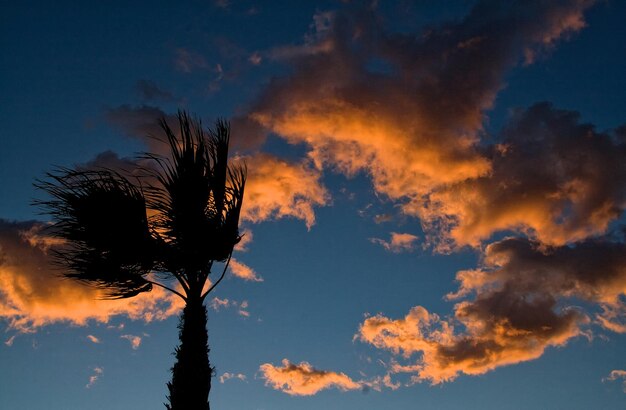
(36, 111, 246, 410)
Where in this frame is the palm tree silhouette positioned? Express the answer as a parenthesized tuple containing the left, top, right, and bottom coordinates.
(36, 111, 246, 410)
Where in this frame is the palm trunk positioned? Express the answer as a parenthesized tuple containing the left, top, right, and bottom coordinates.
(166, 297, 212, 410)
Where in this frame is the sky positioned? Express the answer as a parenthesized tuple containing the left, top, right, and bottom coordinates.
(1, 0, 626, 409)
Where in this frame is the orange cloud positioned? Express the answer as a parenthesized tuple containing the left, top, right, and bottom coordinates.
(357, 235, 626, 383)
(234, 229, 253, 251)
(369, 232, 419, 253)
(0, 220, 184, 333)
(259, 359, 361, 396)
(246, 2, 604, 249)
(419, 103, 626, 249)
(230, 258, 263, 282)
(241, 154, 329, 229)
(357, 303, 584, 384)
(86, 335, 101, 344)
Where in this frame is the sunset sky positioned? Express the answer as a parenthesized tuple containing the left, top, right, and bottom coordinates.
(2, 1, 626, 409)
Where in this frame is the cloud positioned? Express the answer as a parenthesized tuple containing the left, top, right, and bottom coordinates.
(0, 220, 184, 333)
(356, 233, 626, 383)
(104, 109, 330, 229)
(246, 0, 594, 211)
(448, 236, 626, 309)
(357, 303, 584, 384)
(234, 229, 253, 251)
(242, 1, 606, 251)
(241, 154, 329, 229)
(135, 80, 176, 102)
(120, 334, 142, 350)
(259, 359, 361, 396)
(419, 103, 626, 249)
(362, 373, 402, 392)
(603, 370, 626, 392)
(248, 52, 262, 65)
(174, 48, 209, 73)
(210, 297, 231, 311)
(213, 0, 231, 10)
(230, 258, 263, 282)
(86, 367, 103, 389)
(86, 335, 101, 344)
(104, 104, 178, 153)
(219, 372, 247, 383)
(369, 232, 419, 253)
(209, 297, 250, 317)
(238, 300, 250, 317)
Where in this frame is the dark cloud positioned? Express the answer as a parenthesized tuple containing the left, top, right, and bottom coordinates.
(135, 80, 176, 102)
(358, 232, 626, 383)
(174, 48, 209, 73)
(104, 104, 178, 154)
(423, 102, 626, 248)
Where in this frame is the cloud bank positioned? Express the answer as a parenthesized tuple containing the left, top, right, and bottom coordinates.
(246, 0, 599, 246)
(246, 0, 626, 393)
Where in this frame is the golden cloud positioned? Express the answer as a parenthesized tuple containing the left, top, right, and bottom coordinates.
(230, 258, 263, 282)
(419, 103, 626, 249)
(0, 220, 184, 333)
(357, 234, 626, 383)
(259, 359, 361, 396)
(246, 1, 605, 249)
(357, 302, 584, 384)
(241, 154, 329, 229)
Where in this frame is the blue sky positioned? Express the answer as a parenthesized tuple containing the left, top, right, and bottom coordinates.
(1, 1, 626, 409)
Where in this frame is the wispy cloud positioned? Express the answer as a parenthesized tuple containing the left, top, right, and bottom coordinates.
(174, 48, 209, 73)
(86, 367, 103, 389)
(219, 372, 247, 383)
(603, 370, 626, 392)
(248, 52, 262, 65)
(209, 297, 250, 317)
(120, 334, 142, 350)
(230, 258, 263, 282)
(369, 232, 419, 253)
(135, 80, 176, 102)
(86, 335, 101, 344)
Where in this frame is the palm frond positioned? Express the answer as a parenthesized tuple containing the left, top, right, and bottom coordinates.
(35, 169, 157, 299)
(144, 113, 247, 275)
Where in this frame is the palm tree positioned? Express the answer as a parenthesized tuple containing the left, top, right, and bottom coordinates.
(36, 111, 246, 410)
